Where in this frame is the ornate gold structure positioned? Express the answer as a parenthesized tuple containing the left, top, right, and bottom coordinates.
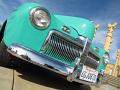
(105, 64, 114, 75)
(104, 23, 117, 52)
(112, 50, 120, 77)
(104, 23, 117, 76)
(94, 24, 100, 37)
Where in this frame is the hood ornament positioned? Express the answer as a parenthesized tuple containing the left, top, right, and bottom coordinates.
(62, 25, 70, 33)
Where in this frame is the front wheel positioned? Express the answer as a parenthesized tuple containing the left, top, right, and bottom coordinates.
(0, 42, 12, 67)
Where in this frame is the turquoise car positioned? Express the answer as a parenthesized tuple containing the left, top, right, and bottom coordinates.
(0, 3, 109, 86)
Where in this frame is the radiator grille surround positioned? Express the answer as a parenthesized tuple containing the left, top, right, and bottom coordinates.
(42, 31, 83, 66)
(42, 31, 99, 69)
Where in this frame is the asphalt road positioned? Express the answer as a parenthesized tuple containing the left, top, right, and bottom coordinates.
(0, 62, 119, 90)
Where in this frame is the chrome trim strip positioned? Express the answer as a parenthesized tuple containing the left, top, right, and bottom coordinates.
(45, 30, 84, 47)
(7, 44, 74, 76)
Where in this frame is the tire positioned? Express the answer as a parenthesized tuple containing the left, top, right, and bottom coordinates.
(0, 42, 12, 67)
(0, 20, 12, 67)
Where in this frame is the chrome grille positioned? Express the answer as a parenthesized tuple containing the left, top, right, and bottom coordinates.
(42, 31, 83, 65)
(42, 31, 99, 69)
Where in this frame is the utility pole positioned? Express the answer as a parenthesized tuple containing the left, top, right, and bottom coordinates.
(104, 23, 117, 52)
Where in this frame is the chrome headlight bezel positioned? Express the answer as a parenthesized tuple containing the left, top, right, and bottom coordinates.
(30, 7, 51, 29)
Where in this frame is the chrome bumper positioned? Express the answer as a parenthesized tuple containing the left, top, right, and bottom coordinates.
(7, 44, 100, 86)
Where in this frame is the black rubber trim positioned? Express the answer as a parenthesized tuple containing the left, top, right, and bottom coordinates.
(0, 20, 7, 42)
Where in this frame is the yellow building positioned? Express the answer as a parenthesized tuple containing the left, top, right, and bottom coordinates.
(112, 50, 120, 77)
(105, 50, 120, 77)
(105, 64, 114, 75)
(103, 23, 118, 76)
(104, 23, 117, 52)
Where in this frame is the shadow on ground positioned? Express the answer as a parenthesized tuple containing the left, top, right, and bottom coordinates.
(15, 60, 91, 90)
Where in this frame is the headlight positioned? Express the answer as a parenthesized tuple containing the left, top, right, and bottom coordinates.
(30, 8, 51, 29)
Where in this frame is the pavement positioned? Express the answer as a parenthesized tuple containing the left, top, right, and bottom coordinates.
(0, 66, 13, 90)
(0, 65, 119, 90)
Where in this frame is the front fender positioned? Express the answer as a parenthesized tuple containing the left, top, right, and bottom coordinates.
(3, 3, 59, 52)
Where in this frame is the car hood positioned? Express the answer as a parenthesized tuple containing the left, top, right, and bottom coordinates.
(54, 15, 95, 40)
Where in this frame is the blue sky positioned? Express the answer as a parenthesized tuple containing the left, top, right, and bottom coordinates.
(0, 0, 120, 63)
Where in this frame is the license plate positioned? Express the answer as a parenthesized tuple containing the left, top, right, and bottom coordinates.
(79, 65, 98, 83)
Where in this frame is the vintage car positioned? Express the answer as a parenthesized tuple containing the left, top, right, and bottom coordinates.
(0, 3, 109, 86)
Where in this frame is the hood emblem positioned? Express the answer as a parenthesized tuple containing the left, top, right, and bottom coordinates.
(62, 26, 70, 33)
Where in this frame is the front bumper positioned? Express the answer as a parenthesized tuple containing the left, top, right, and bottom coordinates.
(7, 44, 100, 86)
